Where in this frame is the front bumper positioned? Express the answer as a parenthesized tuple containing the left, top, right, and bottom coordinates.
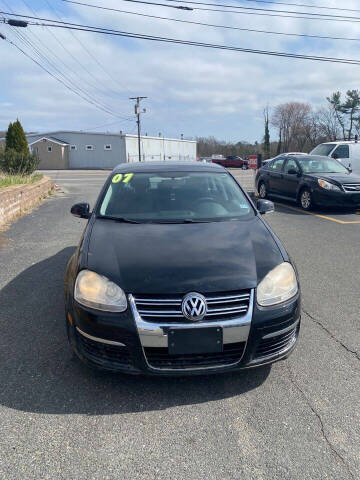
(67, 291, 301, 375)
(312, 189, 360, 207)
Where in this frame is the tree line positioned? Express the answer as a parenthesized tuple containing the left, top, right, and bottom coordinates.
(197, 90, 360, 159)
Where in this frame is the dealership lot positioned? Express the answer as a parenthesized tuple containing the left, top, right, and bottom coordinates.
(0, 169, 359, 479)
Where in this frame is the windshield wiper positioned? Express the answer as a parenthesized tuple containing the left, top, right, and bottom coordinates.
(183, 218, 211, 223)
(98, 215, 140, 224)
(145, 219, 211, 224)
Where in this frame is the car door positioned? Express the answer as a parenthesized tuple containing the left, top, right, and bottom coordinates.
(268, 157, 286, 194)
(282, 158, 301, 199)
(332, 144, 350, 169)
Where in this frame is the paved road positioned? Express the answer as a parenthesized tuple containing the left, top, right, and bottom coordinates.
(1, 170, 359, 480)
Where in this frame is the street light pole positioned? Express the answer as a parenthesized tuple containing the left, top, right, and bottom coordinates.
(129, 96, 147, 162)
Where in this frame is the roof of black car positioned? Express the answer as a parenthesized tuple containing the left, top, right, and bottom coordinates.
(113, 161, 223, 173)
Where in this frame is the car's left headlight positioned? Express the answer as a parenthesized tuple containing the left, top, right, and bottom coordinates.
(318, 179, 341, 192)
(257, 262, 298, 306)
(74, 270, 127, 312)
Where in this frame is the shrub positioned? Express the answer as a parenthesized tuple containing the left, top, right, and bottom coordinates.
(0, 148, 39, 175)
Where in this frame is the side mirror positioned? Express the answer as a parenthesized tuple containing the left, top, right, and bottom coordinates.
(257, 199, 275, 215)
(71, 202, 90, 219)
(287, 168, 299, 175)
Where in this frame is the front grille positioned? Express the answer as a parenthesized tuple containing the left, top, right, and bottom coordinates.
(144, 342, 246, 369)
(342, 183, 360, 192)
(133, 290, 251, 323)
(76, 330, 131, 369)
(254, 324, 298, 360)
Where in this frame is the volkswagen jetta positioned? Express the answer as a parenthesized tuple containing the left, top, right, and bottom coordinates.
(65, 162, 300, 375)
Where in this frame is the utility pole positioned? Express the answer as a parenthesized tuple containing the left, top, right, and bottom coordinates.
(129, 96, 147, 162)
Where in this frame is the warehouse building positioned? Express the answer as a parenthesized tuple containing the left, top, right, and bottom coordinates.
(23, 131, 197, 169)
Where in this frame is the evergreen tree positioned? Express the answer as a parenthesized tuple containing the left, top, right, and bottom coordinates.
(2, 119, 36, 174)
(5, 122, 14, 151)
(9, 119, 29, 154)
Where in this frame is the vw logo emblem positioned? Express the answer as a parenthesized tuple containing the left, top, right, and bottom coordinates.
(182, 292, 207, 321)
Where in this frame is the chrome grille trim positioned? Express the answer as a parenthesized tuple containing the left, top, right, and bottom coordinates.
(76, 327, 126, 346)
(262, 319, 300, 339)
(252, 320, 299, 364)
(133, 290, 251, 322)
(135, 298, 182, 304)
(342, 183, 360, 192)
(129, 291, 254, 371)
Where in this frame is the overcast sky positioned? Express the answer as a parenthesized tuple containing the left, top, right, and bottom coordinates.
(1, 0, 360, 142)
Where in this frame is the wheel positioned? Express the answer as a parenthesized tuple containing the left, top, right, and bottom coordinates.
(242, 164, 248, 170)
(258, 182, 267, 199)
(299, 188, 312, 210)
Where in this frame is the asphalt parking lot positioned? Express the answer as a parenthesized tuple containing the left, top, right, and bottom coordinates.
(0, 169, 359, 479)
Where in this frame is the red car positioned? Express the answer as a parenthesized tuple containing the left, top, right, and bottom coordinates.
(212, 156, 248, 169)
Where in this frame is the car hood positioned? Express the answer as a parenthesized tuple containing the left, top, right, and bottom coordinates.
(86, 217, 284, 294)
(308, 172, 360, 184)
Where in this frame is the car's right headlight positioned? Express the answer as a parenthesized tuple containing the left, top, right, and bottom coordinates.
(257, 262, 298, 306)
(74, 270, 127, 312)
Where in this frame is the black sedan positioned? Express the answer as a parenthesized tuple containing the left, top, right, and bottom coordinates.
(65, 162, 300, 375)
(256, 154, 360, 210)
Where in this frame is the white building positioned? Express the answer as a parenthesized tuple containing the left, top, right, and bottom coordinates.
(23, 131, 197, 169)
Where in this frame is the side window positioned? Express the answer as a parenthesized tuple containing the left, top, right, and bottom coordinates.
(284, 159, 299, 174)
(333, 145, 349, 159)
(270, 158, 285, 171)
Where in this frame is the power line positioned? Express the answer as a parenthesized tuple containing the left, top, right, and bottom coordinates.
(147, 0, 360, 18)
(80, 118, 136, 131)
(54, 3, 360, 43)
(4, 14, 360, 66)
(20, 0, 114, 96)
(1, 1, 126, 118)
(62, 0, 360, 22)
(226, 0, 360, 14)
(0, 33, 133, 117)
(64, 0, 193, 10)
(42, 0, 126, 91)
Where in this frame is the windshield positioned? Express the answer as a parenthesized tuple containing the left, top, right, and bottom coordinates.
(310, 144, 335, 156)
(298, 157, 349, 174)
(98, 171, 253, 222)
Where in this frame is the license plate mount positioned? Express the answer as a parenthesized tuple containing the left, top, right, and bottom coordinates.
(168, 327, 223, 355)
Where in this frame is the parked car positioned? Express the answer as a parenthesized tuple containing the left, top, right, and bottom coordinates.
(262, 152, 307, 166)
(65, 162, 300, 375)
(256, 154, 360, 210)
(310, 141, 360, 173)
(212, 155, 248, 169)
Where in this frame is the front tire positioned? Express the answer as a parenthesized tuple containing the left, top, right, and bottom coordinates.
(299, 188, 312, 210)
(258, 182, 267, 199)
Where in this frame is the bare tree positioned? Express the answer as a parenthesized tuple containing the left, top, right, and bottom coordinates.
(271, 102, 312, 152)
(316, 106, 339, 141)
